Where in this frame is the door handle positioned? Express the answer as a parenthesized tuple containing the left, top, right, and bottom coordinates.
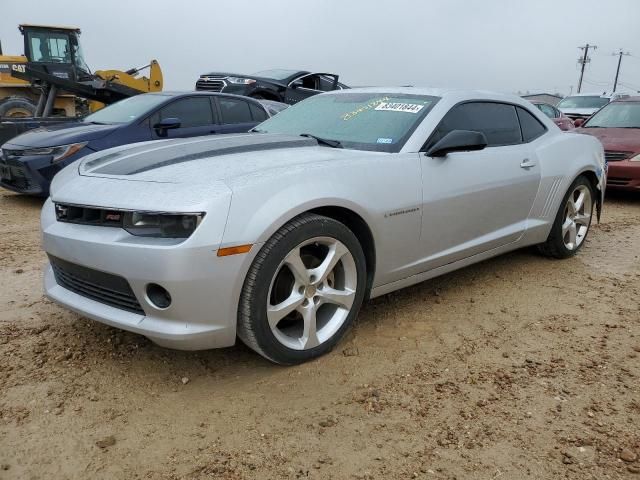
(520, 158, 536, 169)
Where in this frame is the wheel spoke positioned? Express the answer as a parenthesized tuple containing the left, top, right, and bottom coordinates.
(267, 293, 304, 328)
(568, 222, 577, 248)
(561, 217, 573, 236)
(299, 304, 319, 349)
(318, 286, 355, 310)
(574, 212, 590, 226)
(566, 198, 577, 216)
(284, 248, 310, 285)
(312, 241, 348, 283)
(574, 191, 585, 213)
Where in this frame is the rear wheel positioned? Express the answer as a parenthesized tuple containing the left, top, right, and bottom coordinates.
(237, 214, 367, 364)
(0, 97, 36, 118)
(538, 176, 594, 258)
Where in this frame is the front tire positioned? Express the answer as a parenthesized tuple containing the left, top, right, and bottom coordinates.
(0, 97, 36, 118)
(538, 175, 594, 259)
(237, 214, 367, 364)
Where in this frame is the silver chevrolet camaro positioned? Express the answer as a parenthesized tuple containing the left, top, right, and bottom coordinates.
(41, 87, 606, 364)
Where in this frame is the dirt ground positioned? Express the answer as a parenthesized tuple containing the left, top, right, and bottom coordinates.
(0, 188, 639, 480)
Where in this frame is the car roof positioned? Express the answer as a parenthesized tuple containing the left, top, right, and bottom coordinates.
(323, 86, 537, 107)
(143, 91, 263, 103)
(564, 92, 610, 97)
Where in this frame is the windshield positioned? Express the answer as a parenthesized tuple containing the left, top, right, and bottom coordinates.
(252, 69, 299, 80)
(557, 96, 609, 109)
(255, 92, 439, 152)
(83, 94, 169, 124)
(584, 102, 640, 128)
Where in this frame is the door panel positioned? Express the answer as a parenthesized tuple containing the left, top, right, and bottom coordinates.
(284, 74, 325, 104)
(418, 144, 540, 271)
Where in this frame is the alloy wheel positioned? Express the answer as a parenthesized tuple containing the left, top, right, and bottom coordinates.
(267, 236, 357, 350)
(562, 184, 592, 250)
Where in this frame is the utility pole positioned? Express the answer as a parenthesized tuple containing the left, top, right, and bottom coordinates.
(612, 49, 630, 92)
(577, 44, 597, 93)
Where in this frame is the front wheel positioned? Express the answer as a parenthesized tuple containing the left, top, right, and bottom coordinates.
(237, 214, 367, 364)
(538, 176, 594, 259)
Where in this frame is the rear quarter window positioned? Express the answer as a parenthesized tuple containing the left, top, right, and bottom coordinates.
(517, 107, 547, 142)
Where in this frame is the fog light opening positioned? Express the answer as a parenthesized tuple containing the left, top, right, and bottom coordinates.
(146, 283, 172, 309)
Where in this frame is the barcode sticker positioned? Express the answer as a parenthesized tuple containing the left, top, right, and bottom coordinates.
(374, 102, 424, 114)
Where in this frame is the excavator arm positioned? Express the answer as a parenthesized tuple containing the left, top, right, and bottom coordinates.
(94, 59, 163, 94)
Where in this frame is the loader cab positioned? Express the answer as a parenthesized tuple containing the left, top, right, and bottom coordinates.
(20, 24, 91, 82)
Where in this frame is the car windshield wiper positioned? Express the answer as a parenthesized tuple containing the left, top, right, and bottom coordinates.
(249, 127, 267, 133)
(300, 133, 342, 148)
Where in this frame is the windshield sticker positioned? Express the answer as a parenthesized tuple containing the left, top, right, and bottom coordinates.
(375, 102, 424, 114)
(376, 138, 393, 144)
(342, 97, 390, 121)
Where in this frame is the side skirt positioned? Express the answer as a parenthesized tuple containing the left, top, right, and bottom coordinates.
(370, 240, 529, 299)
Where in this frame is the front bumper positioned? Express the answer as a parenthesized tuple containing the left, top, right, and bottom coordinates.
(41, 199, 258, 350)
(0, 152, 82, 196)
(606, 160, 640, 191)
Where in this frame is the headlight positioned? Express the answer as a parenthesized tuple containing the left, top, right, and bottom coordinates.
(123, 212, 205, 238)
(226, 77, 256, 85)
(630, 153, 640, 162)
(22, 142, 88, 164)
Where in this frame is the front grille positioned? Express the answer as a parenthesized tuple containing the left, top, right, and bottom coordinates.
(49, 255, 144, 314)
(55, 203, 125, 227)
(195, 76, 227, 92)
(0, 160, 32, 190)
(607, 177, 631, 186)
(565, 113, 590, 121)
(604, 150, 633, 162)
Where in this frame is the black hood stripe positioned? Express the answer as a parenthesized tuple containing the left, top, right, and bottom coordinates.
(83, 134, 317, 176)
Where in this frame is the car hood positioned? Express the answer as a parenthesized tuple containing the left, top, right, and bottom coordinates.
(77, 133, 368, 184)
(6, 122, 119, 148)
(199, 72, 288, 87)
(575, 127, 640, 153)
(200, 71, 251, 78)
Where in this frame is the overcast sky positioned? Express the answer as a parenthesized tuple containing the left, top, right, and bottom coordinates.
(2, 0, 640, 95)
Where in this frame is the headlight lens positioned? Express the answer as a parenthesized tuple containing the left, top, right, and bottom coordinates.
(22, 142, 87, 164)
(123, 212, 204, 238)
(630, 153, 640, 162)
(226, 76, 256, 85)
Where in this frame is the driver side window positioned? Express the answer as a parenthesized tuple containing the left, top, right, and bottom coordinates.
(154, 97, 213, 128)
(427, 102, 522, 149)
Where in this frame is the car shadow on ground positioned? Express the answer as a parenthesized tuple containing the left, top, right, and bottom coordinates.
(0, 191, 45, 208)
(605, 190, 640, 204)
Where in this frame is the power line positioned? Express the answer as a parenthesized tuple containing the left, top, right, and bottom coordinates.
(577, 44, 597, 93)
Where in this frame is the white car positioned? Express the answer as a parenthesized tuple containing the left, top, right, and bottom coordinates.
(557, 92, 628, 123)
(41, 87, 606, 364)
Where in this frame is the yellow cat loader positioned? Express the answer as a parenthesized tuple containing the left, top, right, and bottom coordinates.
(0, 24, 163, 119)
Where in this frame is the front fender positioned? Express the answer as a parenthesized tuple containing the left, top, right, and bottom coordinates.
(221, 176, 378, 249)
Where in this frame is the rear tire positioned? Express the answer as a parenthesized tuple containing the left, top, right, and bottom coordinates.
(537, 175, 594, 259)
(237, 214, 367, 365)
(0, 97, 36, 118)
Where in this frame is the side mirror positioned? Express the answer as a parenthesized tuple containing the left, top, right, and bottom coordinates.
(290, 80, 303, 89)
(573, 118, 584, 127)
(153, 117, 181, 137)
(425, 130, 488, 157)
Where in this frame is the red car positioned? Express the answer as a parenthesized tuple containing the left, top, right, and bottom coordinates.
(576, 96, 640, 191)
(531, 102, 575, 131)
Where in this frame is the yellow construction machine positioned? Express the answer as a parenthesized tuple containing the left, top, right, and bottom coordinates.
(0, 24, 163, 118)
